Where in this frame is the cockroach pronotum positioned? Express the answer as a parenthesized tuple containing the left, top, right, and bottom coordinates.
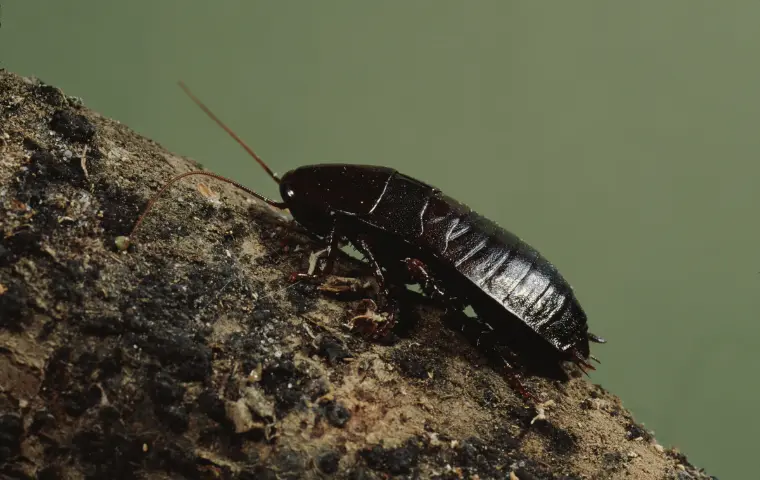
(126, 82, 606, 400)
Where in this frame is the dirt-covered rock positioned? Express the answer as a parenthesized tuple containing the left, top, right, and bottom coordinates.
(0, 69, 715, 479)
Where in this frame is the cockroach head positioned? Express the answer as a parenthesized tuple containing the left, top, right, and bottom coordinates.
(277, 168, 335, 237)
(278, 164, 393, 238)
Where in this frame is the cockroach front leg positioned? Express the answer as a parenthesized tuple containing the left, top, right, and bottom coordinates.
(287, 218, 342, 283)
(346, 237, 400, 340)
(286, 221, 379, 300)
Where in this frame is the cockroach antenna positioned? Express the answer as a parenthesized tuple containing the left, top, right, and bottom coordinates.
(177, 81, 281, 184)
(127, 170, 286, 241)
(122, 82, 287, 247)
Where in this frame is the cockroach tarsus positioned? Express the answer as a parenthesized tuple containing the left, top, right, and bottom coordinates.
(126, 81, 606, 402)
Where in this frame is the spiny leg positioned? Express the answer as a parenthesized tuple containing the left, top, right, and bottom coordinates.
(404, 257, 536, 402)
(570, 349, 597, 376)
(284, 220, 398, 323)
(403, 257, 451, 302)
(588, 332, 607, 344)
(501, 357, 538, 402)
(584, 333, 606, 365)
(287, 218, 342, 283)
(346, 236, 401, 340)
(402, 256, 472, 318)
(287, 219, 379, 299)
(463, 318, 537, 403)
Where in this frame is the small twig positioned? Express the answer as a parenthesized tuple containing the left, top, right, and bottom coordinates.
(80, 144, 89, 179)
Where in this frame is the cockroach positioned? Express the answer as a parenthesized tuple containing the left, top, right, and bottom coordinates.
(127, 82, 605, 399)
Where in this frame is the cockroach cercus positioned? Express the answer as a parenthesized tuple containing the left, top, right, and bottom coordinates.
(126, 81, 606, 401)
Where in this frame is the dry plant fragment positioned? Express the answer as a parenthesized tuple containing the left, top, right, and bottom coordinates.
(197, 182, 221, 204)
(531, 399, 556, 424)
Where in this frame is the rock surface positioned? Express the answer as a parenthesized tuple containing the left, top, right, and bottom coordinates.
(0, 69, 715, 479)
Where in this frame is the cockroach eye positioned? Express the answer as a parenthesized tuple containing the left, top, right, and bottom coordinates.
(285, 188, 295, 198)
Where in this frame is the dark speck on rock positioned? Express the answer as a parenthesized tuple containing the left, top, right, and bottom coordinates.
(29, 148, 79, 184)
(145, 441, 198, 478)
(137, 331, 212, 382)
(252, 308, 273, 322)
(98, 405, 121, 426)
(29, 410, 56, 434)
(316, 335, 351, 365)
(514, 468, 541, 480)
(0, 413, 24, 463)
(317, 451, 342, 474)
(72, 429, 144, 478)
(534, 421, 576, 455)
(0, 279, 30, 331)
(37, 84, 66, 106)
(666, 449, 695, 470)
(148, 373, 186, 405)
(62, 384, 102, 417)
(451, 435, 520, 477)
(625, 422, 653, 441)
(320, 400, 351, 428)
(392, 349, 431, 380)
(36, 466, 64, 480)
(260, 360, 310, 417)
(96, 185, 145, 237)
(238, 466, 277, 480)
(603, 451, 624, 470)
(270, 449, 305, 479)
(345, 467, 377, 480)
(50, 109, 95, 143)
(285, 282, 317, 315)
(197, 390, 228, 425)
(98, 347, 124, 378)
(156, 404, 190, 434)
(359, 438, 421, 475)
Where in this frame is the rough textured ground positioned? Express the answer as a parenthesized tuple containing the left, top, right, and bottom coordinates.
(0, 69, 716, 479)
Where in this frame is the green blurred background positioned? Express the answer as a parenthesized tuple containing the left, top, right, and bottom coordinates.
(3, 2, 757, 477)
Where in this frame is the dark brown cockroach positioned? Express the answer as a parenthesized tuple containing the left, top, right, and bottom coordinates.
(127, 82, 605, 400)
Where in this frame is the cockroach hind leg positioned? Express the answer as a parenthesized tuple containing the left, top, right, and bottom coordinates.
(502, 359, 536, 402)
(570, 349, 596, 376)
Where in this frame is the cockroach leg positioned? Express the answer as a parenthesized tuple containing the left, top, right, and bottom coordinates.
(308, 247, 330, 275)
(402, 257, 456, 304)
(345, 236, 400, 339)
(317, 275, 376, 299)
(588, 332, 607, 344)
(348, 298, 395, 339)
(570, 349, 596, 377)
(287, 247, 330, 283)
(287, 220, 342, 283)
(502, 358, 537, 402)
